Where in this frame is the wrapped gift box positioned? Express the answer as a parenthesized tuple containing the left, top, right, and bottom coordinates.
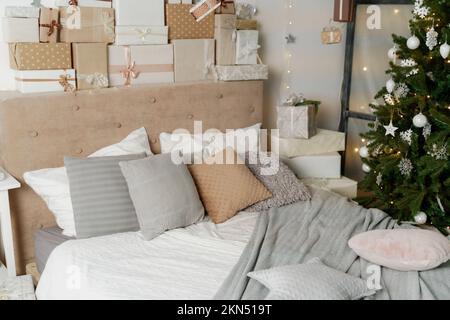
(333, 0, 355, 22)
(113, 0, 164, 26)
(214, 14, 236, 65)
(236, 19, 257, 30)
(115, 26, 168, 45)
(214, 64, 268, 81)
(4, 6, 40, 18)
(190, 0, 221, 22)
(282, 152, 341, 179)
(73, 43, 108, 90)
(302, 176, 358, 199)
(166, 4, 214, 40)
(277, 104, 318, 139)
(40, 0, 112, 8)
(272, 129, 346, 158)
(14, 69, 76, 93)
(235, 30, 259, 65)
(168, 0, 192, 3)
(9, 43, 72, 70)
(2, 18, 39, 43)
(108, 45, 174, 87)
(173, 39, 215, 82)
(60, 7, 115, 43)
(216, 0, 235, 14)
(39, 8, 60, 43)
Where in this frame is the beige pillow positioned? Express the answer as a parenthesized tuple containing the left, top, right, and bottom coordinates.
(348, 229, 450, 272)
(188, 149, 272, 224)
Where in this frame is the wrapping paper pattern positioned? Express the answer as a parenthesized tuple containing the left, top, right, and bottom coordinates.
(40, 8, 60, 43)
(277, 105, 318, 139)
(9, 43, 72, 70)
(14, 69, 76, 93)
(60, 7, 115, 43)
(321, 27, 342, 44)
(214, 14, 236, 65)
(236, 19, 257, 30)
(72, 43, 108, 90)
(5, 6, 40, 18)
(115, 26, 168, 45)
(2, 18, 39, 43)
(41, 0, 112, 8)
(214, 64, 268, 81)
(0, 276, 35, 300)
(190, 0, 221, 22)
(235, 30, 259, 65)
(166, 4, 214, 40)
(216, 0, 235, 14)
(173, 39, 215, 82)
(114, 0, 164, 26)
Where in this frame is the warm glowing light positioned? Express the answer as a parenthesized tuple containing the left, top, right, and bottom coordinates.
(354, 148, 360, 153)
(363, 67, 368, 71)
(394, 9, 399, 14)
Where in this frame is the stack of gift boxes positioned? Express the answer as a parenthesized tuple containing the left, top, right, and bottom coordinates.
(1, 0, 268, 94)
(274, 94, 358, 199)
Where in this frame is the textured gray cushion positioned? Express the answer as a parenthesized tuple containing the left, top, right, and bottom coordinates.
(64, 154, 145, 239)
(119, 154, 205, 241)
(244, 152, 311, 212)
(248, 258, 375, 300)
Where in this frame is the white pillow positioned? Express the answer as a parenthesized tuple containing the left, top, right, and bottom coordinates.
(159, 123, 262, 162)
(23, 127, 152, 237)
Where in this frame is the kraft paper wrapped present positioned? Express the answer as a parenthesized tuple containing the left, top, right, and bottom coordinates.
(9, 43, 72, 70)
(166, 4, 215, 40)
(282, 152, 342, 179)
(2, 18, 39, 43)
(168, 0, 192, 3)
(214, 14, 236, 65)
(272, 129, 346, 158)
(39, 8, 60, 43)
(190, 0, 221, 22)
(333, 0, 355, 22)
(302, 176, 358, 199)
(236, 19, 257, 30)
(4, 6, 40, 18)
(173, 39, 215, 82)
(72, 43, 108, 90)
(108, 45, 174, 87)
(40, 0, 112, 8)
(277, 105, 318, 139)
(113, 0, 165, 26)
(216, 0, 235, 14)
(235, 30, 259, 65)
(214, 64, 268, 81)
(60, 7, 115, 43)
(115, 26, 168, 45)
(14, 69, 76, 93)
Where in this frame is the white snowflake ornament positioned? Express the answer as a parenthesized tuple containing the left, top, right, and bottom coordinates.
(394, 83, 409, 99)
(399, 158, 413, 177)
(428, 144, 448, 160)
(423, 123, 432, 139)
(400, 129, 413, 146)
(426, 27, 438, 50)
(413, 0, 430, 19)
(384, 94, 396, 106)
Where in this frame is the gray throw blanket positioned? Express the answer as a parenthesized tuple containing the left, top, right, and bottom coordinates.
(215, 189, 450, 300)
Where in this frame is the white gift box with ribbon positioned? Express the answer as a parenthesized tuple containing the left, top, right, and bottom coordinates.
(113, 0, 165, 26)
(14, 69, 76, 93)
(115, 26, 168, 45)
(4, 6, 40, 18)
(41, 0, 112, 8)
(282, 152, 342, 179)
(235, 30, 260, 65)
(173, 39, 215, 82)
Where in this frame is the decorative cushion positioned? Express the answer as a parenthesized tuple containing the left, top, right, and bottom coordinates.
(119, 154, 205, 241)
(64, 153, 146, 239)
(348, 229, 450, 272)
(248, 258, 375, 300)
(23, 128, 152, 237)
(244, 152, 311, 212)
(188, 148, 272, 224)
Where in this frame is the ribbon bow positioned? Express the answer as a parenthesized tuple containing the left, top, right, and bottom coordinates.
(237, 41, 261, 60)
(134, 28, 153, 41)
(121, 47, 139, 86)
(102, 12, 115, 37)
(69, 0, 78, 5)
(41, 20, 61, 36)
(59, 75, 75, 93)
(284, 93, 305, 106)
(85, 73, 108, 89)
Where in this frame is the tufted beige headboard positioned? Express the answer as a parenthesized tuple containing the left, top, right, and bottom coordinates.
(0, 80, 263, 274)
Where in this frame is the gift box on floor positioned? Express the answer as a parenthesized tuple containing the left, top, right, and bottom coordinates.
(115, 26, 168, 45)
(39, 8, 60, 43)
(60, 7, 115, 43)
(277, 102, 319, 139)
(214, 64, 268, 81)
(72, 43, 108, 90)
(4, 6, 40, 18)
(302, 176, 358, 199)
(282, 152, 341, 179)
(173, 39, 215, 82)
(216, 0, 235, 14)
(14, 69, 76, 93)
(9, 43, 72, 70)
(235, 30, 259, 65)
(2, 18, 39, 43)
(272, 129, 346, 158)
(166, 4, 214, 40)
(236, 19, 257, 30)
(113, 0, 164, 26)
(108, 45, 174, 87)
(214, 14, 236, 65)
(41, 0, 112, 8)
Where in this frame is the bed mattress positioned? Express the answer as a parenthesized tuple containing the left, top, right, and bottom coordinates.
(36, 211, 259, 300)
(34, 227, 74, 274)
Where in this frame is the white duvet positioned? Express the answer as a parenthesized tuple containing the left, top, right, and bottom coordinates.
(36, 212, 259, 300)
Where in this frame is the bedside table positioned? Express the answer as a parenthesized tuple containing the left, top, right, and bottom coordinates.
(0, 275, 36, 300)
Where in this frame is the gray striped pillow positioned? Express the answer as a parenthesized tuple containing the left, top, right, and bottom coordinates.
(64, 154, 145, 239)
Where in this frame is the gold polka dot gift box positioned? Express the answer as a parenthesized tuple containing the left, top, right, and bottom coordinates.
(9, 43, 72, 71)
(166, 4, 214, 40)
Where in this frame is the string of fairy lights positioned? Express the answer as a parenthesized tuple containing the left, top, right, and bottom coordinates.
(280, 0, 295, 102)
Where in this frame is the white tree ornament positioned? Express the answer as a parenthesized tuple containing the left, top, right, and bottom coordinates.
(399, 158, 413, 176)
(426, 27, 438, 50)
(384, 120, 398, 137)
(413, 0, 430, 19)
(400, 129, 413, 146)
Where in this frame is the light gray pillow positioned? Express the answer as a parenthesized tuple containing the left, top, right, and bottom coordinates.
(64, 154, 145, 239)
(119, 154, 205, 241)
(248, 258, 375, 300)
(244, 152, 311, 212)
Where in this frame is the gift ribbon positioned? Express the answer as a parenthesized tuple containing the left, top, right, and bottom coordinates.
(101, 12, 114, 37)
(79, 73, 108, 88)
(69, 0, 78, 5)
(237, 41, 260, 61)
(40, 20, 61, 36)
(58, 75, 76, 92)
(120, 47, 139, 86)
(203, 41, 216, 79)
(191, 0, 221, 22)
(218, 0, 234, 12)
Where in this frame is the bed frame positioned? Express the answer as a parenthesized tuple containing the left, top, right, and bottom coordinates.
(0, 81, 264, 274)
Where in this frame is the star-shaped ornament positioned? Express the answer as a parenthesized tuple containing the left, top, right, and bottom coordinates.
(384, 120, 398, 137)
(285, 34, 296, 44)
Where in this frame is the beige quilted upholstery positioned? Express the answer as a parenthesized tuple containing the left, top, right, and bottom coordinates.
(188, 149, 272, 224)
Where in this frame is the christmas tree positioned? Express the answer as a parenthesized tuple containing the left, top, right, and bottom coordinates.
(358, 0, 449, 233)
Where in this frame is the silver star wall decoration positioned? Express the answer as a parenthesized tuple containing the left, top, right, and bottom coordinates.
(285, 34, 296, 44)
